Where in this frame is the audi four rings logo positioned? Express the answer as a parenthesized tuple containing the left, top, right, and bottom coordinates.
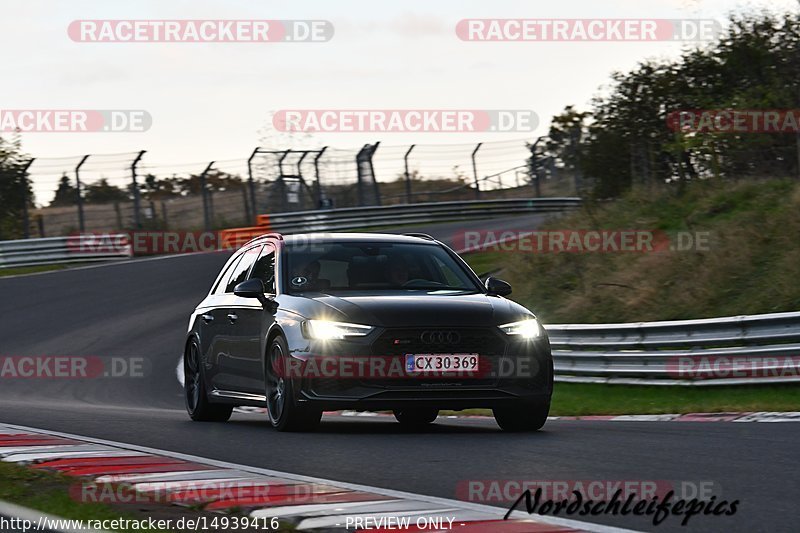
(420, 330, 461, 344)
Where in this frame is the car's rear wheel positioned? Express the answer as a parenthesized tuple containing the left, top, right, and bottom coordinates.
(393, 408, 439, 428)
(493, 401, 550, 432)
(266, 336, 322, 432)
(184, 340, 233, 422)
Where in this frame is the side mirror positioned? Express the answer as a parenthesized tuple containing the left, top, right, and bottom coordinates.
(234, 278, 270, 307)
(485, 277, 512, 297)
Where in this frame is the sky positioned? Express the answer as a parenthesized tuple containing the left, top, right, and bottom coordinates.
(1, 0, 797, 204)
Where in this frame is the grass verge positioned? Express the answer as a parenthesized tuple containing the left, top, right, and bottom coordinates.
(440, 383, 800, 417)
(0, 461, 296, 532)
(0, 461, 169, 532)
(0, 264, 66, 277)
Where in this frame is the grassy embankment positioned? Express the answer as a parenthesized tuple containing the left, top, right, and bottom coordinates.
(459, 179, 800, 415)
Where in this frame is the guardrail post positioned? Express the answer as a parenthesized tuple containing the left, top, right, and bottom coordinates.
(404, 144, 415, 204)
(314, 147, 327, 208)
(75, 155, 89, 233)
(471, 143, 482, 199)
(20, 158, 35, 239)
(200, 161, 214, 231)
(131, 150, 146, 229)
(247, 147, 259, 222)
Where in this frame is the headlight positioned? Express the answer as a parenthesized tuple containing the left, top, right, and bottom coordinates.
(499, 318, 541, 339)
(304, 320, 373, 340)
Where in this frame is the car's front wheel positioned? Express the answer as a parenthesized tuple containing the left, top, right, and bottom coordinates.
(493, 401, 550, 432)
(184, 340, 233, 422)
(393, 408, 439, 428)
(266, 336, 322, 432)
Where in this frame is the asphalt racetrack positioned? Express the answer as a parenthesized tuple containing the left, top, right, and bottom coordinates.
(0, 218, 796, 532)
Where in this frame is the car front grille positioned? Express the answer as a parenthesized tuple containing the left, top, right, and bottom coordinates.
(368, 327, 507, 387)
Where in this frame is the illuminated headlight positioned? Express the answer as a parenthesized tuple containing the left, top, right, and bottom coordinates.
(499, 318, 541, 339)
(304, 320, 373, 340)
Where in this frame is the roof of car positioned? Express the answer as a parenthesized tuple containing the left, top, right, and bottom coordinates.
(243, 232, 440, 247)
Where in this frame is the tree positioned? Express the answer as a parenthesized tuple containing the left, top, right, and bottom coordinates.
(50, 174, 78, 207)
(0, 135, 33, 239)
(140, 173, 181, 200)
(561, 11, 800, 197)
(83, 178, 128, 204)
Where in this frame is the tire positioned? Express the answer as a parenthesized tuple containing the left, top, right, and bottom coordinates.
(493, 401, 550, 432)
(266, 336, 322, 432)
(393, 408, 439, 428)
(184, 339, 233, 422)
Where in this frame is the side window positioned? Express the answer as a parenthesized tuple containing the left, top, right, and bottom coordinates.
(212, 255, 242, 295)
(225, 246, 262, 293)
(249, 246, 276, 294)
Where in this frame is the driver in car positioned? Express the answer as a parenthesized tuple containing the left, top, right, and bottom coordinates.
(292, 260, 322, 289)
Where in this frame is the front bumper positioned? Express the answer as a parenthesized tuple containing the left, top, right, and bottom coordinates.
(288, 326, 553, 410)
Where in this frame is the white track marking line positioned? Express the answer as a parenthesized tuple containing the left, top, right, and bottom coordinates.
(251, 500, 434, 519)
(0, 422, 637, 533)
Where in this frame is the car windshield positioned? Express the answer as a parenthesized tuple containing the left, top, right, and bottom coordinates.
(284, 241, 481, 293)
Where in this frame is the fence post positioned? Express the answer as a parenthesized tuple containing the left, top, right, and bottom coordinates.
(529, 138, 542, 198)
(296, 151, 315, 208)
(161, 202, 168, 229)
(20, 158, 35, 239)
(200, 162, 214, 231)
(131, 150, 146, 229)
(404, 144, 415, 204)
(355, 145, 367, 206)
(114, 202, 122, 229)
(241, 187, 250, 225)
(355, 142, 381, 206)
(314, 147, 327, 208)
(247, 147, 259, 221)
(471, 143, 482, 199)
(370, 142, 381, 206)
(75, 155, 90, 233)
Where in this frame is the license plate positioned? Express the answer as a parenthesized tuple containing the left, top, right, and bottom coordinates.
(405, 354, 479, 373)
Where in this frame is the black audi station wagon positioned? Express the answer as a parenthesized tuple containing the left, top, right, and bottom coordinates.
(183, 233, 553, 431)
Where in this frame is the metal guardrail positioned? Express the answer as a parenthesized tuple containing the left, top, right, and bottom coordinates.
(0, 236, 132, 269)
(259, 197, 583, 232)
(217, 197, 582, 249)
(547, 311, 800, 386)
